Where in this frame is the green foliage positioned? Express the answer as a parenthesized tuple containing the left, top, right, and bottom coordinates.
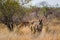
(0, 0, 27, 31)
(39, 6, 49, 16)
(0, 0, 26, 18)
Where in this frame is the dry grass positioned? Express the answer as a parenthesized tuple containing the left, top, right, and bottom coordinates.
(0, 19, 60, 40)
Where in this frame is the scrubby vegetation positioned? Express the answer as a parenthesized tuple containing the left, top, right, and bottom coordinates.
(0, 0, 60, 40)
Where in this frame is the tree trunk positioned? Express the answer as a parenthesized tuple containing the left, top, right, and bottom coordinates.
(7, 22, 13, 31)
